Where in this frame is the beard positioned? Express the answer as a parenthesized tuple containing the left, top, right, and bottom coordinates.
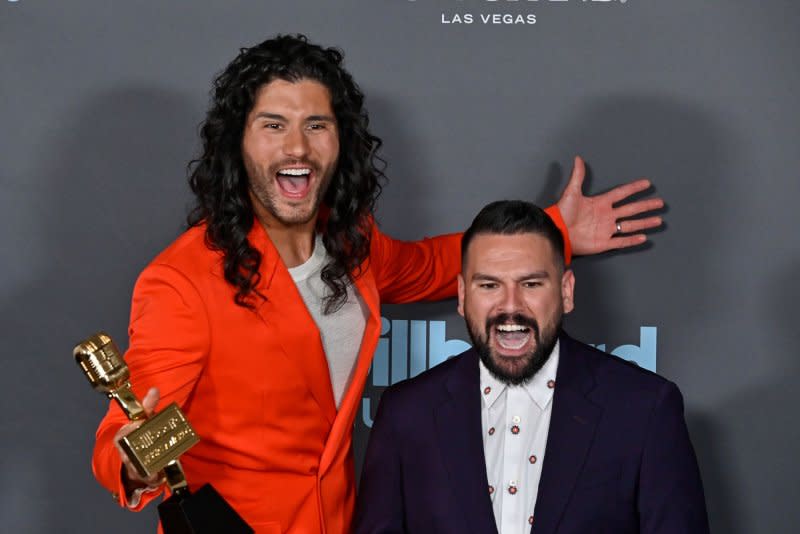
(247, 157, 336, 227)
(466, 311, 561, 386)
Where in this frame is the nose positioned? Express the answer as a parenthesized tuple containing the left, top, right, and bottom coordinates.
(282, 126, 310, 159)
(497, 286, 524, 314)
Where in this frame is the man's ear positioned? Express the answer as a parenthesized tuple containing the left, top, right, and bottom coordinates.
(561, 269, 575, 314)
(457, 274, 465, 317)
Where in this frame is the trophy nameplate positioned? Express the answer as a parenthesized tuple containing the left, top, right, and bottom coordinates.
(120, 403, 199, 478)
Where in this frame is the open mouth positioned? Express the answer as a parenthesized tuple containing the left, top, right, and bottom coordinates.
(276, 167, 312, 198)
(494, 323, 532, 352)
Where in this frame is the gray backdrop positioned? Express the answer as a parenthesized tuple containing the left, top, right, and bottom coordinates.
(2, 1, 798, 532)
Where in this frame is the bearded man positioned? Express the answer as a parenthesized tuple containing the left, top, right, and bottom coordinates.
(355, 201, 708, 534)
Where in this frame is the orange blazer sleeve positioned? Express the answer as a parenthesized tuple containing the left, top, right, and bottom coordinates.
(544, 204, 572, 265)
(92, 263, 210, 510)
(368, 225, 462, 304)
(368, 204, 570, 304)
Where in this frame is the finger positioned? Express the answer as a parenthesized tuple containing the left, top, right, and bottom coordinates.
(114, 420, 143, 442)
(114, 423, 142, 467)
(606, 178, 653, 205)
(614, 197, 664, 218)
(117, 445, 131, 465)
(114, 425, 145, 480)
(123, 457, 161, 486)
(564, 155, 586, 193)
(141, 387, 160, 416)
(115, 423, 162, 485)
(616, 216, 662, 234)
(123, 457, 145, 483)
(609, 234, 648, 250)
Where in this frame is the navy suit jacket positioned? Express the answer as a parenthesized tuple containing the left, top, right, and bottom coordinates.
(355, 333, 709, 534)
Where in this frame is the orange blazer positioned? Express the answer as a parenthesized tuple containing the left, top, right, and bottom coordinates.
(92, 208, 568, 534)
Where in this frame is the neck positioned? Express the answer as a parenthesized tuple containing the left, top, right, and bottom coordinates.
(255, 212, 318, 268)
(268, 225, 317, 268)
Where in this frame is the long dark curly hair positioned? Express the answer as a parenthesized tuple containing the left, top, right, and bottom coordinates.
(187, 34, 385, 312)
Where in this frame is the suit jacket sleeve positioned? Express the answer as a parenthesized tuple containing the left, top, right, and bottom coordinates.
(92, 263, 210, 510)
(354, 388, 407, 534)
(638, 382, 710, 533)
(368, 205, 569, 304)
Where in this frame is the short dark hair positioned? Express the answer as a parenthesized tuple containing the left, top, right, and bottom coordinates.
(461, 200, 565, 270)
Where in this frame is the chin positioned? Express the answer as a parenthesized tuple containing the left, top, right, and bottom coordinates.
(272, 204, 318, 225)
(494, 356, 533, 374)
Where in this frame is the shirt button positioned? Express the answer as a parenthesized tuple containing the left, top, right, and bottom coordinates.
(547, 379, 556, 389)
(488, 427, 495, 436)
(529, 454, 537, 464)
(511, 425, 520, 435)
(488, 485, 495, 494)
(508, 484, 518, 495)
(512, 415, 521, 424)
(484, 386, 491, 395)
(529, 515, 535, 525)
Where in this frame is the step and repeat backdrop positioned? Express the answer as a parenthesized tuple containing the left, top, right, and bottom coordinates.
(2, 1, 798, 532)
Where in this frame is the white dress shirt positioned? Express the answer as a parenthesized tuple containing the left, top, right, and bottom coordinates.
(480, 341, 560, 534)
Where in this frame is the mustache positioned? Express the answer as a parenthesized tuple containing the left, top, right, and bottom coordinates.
(485, 313, 540, 337)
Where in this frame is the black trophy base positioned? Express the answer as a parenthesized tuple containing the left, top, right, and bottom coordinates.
(158, 483, 254, 534)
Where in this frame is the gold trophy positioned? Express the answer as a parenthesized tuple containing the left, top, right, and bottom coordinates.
(75, 332, 253, 534)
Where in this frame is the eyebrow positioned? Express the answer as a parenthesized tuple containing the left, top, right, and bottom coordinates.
(471, 271, 550, 282)
(252, 112, 336, 123)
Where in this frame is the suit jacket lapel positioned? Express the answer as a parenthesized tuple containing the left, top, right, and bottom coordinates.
(319, 267, 381, 473)
(250, 223, 338, 427)
(435, 350, 499, 534)
(532, 334, 603, 534)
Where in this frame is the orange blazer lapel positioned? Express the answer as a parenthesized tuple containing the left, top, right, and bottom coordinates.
(319, 266, 381, 474)
(249, 222, 338, 427)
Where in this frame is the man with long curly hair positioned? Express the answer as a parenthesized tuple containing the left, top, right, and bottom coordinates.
(91, 35, 664, 533)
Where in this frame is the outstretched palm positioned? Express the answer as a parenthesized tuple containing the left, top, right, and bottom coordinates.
(557, 156, 664, 256)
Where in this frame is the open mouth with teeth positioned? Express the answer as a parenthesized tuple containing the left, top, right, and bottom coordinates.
(492, 323, 534, 355)
(276, 167, 313, 199)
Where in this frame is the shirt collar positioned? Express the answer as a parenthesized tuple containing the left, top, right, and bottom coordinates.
(479, 339, 560, 411)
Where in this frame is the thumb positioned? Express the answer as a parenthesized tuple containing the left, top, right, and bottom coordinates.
(565, 155, 586, 194)
(141, 387, 160, 417)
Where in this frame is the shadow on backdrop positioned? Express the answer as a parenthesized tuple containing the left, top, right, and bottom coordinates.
(542, 94, 745, 533)
(366, 91, 437, 236)
(0, 87, 201, 534)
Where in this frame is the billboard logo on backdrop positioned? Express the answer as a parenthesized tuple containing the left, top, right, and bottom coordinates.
(361, 318, 657, 426)
(590, 326, 657, 374)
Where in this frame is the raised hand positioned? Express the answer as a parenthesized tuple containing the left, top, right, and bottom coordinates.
(556, 156, 664, 256)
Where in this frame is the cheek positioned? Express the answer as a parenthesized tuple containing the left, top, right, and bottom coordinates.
(464, 295, 493, 324)
(465, 311, 488, 339)
(243, 137, 277, 167)
(527, 293, 560, 317)
(328, 142, 341, 165)
(316, 134, 340, 163)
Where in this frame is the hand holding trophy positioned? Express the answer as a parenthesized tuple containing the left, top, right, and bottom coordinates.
(112, 386, 165, 491)
(75, 332, 253, 533)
